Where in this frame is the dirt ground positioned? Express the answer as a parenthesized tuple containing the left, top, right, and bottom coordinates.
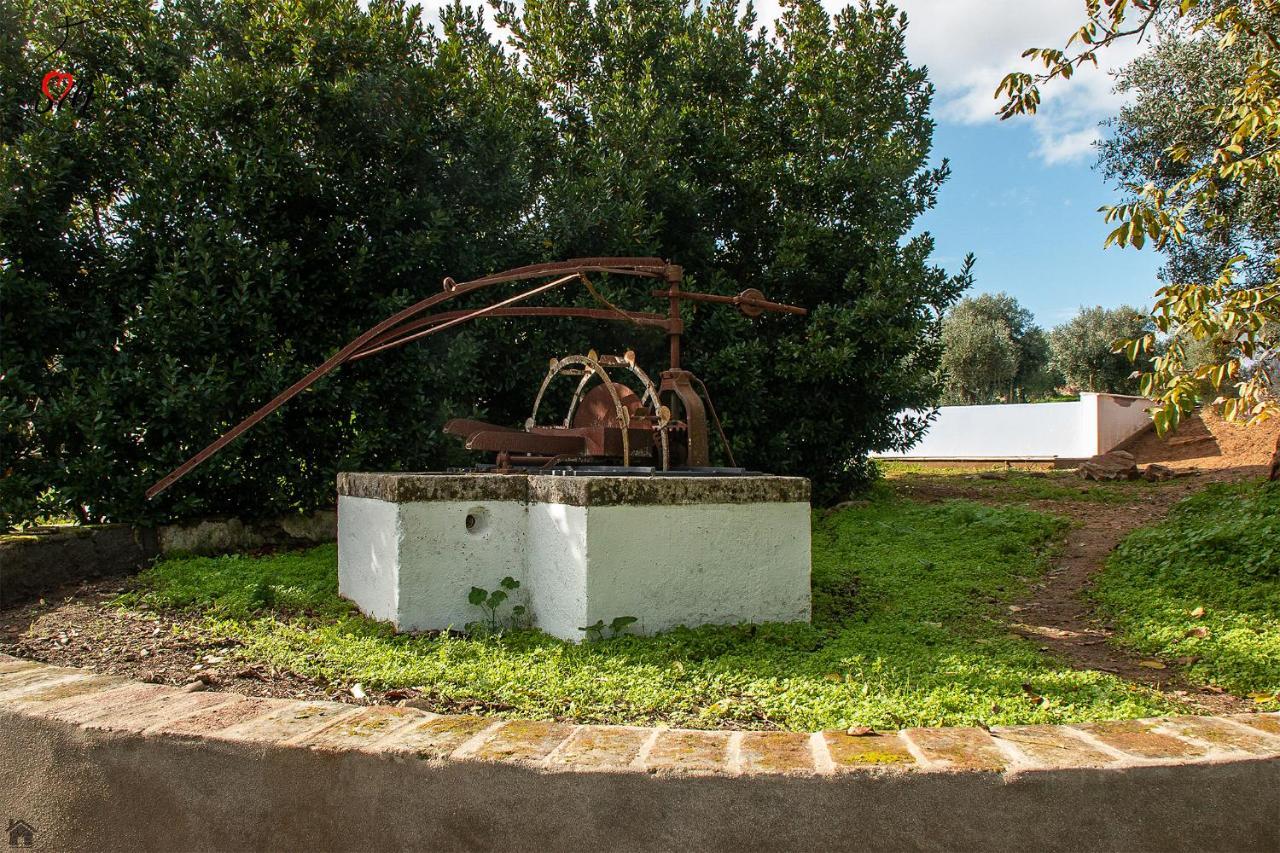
(1117, 408, 1280, 476)
(891, 409, 1279, 714)
(2, 409, 1276, 712)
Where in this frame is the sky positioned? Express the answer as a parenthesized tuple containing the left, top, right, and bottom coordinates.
(404, 0, 1167, 329)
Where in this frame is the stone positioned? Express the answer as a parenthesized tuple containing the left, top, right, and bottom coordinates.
(822, 731, 916, 771)
(1142, 463, 1177, 482)
(737, 731, 814, 775)
(1078, 451, 1139, 481)
(1073, 719, 1209, 760)
(904, 727, 1006, 771)
(644, 730, 731, 774)
(548, 726, 651, 770)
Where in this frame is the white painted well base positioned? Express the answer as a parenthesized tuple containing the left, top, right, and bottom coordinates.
(337, 474, 811, 641)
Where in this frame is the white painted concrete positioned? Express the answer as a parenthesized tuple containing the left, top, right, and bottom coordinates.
(526, 502, 589, 640)
(338, 486, 812, 641)
(338, 496, 527, 632)
(876, 393, 1154, 461)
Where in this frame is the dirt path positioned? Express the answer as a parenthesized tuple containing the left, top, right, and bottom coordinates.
(1011, 490, 1252, 715)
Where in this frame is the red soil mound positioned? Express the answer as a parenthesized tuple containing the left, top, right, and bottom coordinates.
(1117, 408, 1280, 478)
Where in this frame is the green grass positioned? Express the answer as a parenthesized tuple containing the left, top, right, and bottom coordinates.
(878, 461, 1162, 504)
(122, 494, 1180, 730)
(1094, 480, 1280, 708)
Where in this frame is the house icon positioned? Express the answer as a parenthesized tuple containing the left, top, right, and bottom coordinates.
(6, 820, 34, 848)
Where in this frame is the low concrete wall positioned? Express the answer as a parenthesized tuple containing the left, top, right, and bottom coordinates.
(0, 526, 158, 606)
(1, 656, 1277, 852)
(877, 393, 1155, 462)
(337, 473, 812, 640)
(1, 511, 336, 607)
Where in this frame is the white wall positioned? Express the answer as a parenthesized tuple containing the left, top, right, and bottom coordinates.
(876, 393, 1153, 461)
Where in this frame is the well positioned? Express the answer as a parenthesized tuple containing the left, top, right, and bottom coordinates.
(336, 472, 811, 641)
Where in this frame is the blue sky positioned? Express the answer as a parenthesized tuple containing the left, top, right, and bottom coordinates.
(920, 120, 1164, 328)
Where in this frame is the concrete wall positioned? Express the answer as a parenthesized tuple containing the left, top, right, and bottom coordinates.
(336, 474, 812, 641)
(581, 502, 812, 635)
(1, 510, 335, 607)
(877, 393, 1154, 461)
(2, 657, 1278, 852)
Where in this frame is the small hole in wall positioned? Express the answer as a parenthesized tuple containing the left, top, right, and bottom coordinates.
(465, 507, 489, 535)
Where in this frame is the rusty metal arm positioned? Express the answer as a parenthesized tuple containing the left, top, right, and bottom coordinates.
(650, 288, 808, 317)
(146, 258, 671, 499)
(350, 307, 668, 363)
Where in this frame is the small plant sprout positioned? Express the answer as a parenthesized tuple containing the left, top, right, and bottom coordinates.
(579, 615, 638, 642)
(467, 576, 523, 634)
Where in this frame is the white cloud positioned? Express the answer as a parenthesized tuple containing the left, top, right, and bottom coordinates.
(381, 0, 1142, 166)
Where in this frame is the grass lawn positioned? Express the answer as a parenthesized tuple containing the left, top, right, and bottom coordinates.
(1094, 480, 1280, 709)
(879, 461, 1162, 504)
(120, 489, 1179, 731)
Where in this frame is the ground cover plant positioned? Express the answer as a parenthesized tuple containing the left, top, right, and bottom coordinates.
(120, 492, 1178, 730)
(879, 461, 1160, 505)
(1094, 480, 1280, 708)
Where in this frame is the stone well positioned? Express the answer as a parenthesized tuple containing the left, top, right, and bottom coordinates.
(336, 472, 812, 640)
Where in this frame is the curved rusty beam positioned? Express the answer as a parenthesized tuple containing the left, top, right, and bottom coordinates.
(349, 307, 669, 363)
(146, 258, 672, 499)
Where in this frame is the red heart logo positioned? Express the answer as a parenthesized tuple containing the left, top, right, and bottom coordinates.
(41, 70, 75, 104)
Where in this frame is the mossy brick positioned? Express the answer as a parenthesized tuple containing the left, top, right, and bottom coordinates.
(1073, 719, 1209, 760)
(0, 656, 42, 675)
(83, 689, 236, 732)
(1228, 713, 1280, 739)
(6, 675, 130, 712)
(0, 667, 88, 700)
(822, 731, 916, 771)
(644, 730, 731, 774)
(905, 727, 1006, 771)
(470, 720, 575, 764)
(548, 726, 649, 771)
(380, 715, 495, 760)
(1159, 716, 1280, 756)
(151, 696, 285, 737)
(991, 725, 1115, 769)
(42, 683, 172, 724)
(222, 701, 359, 745)
(300, 706, 426, 752)
(738, 731, 814, 775)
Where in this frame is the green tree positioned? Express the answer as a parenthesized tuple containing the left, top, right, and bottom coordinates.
(494, 0, 967, 500)
(940, 312, 1019, 405)
(2, 0, 967, 524)
(2, 0, 547, 525)
(997, 0, 1280, 435)
(1099, 17, 1279, 293)
(939, 292, 1055, 403)
(1049, 306, 1153, 394)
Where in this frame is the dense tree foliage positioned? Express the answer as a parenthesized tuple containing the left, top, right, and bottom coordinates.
(939, 291, 1056, 404)
(998, 0, 1279, 434)
(1, 0, 965, 525)
(1048, 306, 1153, 395)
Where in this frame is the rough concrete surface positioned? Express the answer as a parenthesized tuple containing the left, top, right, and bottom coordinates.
(0, 657, 1277, 852)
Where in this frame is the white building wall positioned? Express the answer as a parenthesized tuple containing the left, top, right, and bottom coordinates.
(876, 393, 1153, 461)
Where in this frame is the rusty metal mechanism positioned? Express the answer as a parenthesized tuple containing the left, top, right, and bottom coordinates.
(147, 258, 805, 498)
